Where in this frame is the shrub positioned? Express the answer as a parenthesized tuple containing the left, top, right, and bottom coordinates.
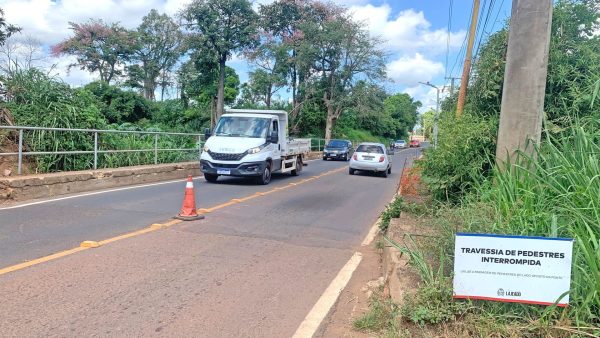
(418, 113, 497, 202)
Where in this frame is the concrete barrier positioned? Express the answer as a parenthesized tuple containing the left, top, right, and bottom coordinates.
(0, 162, 200, 202)
(0, 151, 323, 202)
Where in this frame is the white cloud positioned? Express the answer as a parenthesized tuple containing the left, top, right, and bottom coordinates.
(2, 0, 180, 45)
(387, 53, 444, 87)
(1, 0, 195, 86)
(48, 55, 98, 87)
(350, 4, 465, 55)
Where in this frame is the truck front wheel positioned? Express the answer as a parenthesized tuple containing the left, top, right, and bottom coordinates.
(257, 163, 272, 185)
(291, 156, 302, 176)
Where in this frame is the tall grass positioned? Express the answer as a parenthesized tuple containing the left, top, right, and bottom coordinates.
(461, 120, 600, 327)
(390, 119, 600, 335)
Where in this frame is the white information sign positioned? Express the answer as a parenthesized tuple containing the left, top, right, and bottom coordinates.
(453, 233, 573, 306)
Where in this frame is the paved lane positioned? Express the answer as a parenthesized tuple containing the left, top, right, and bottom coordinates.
(0, 158, 351, 267)
(0, 148, 422, 337)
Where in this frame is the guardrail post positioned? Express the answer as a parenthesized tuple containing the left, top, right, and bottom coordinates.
(17, 129, 23, 175)
(154, 134, 158, 165)
(318, 139, 321, 151)
(93, 131, 98, 170)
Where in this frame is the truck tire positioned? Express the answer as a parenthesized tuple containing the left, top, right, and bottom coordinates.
(257, 163, 272, 185)
(349, 168, 355, 175)
(204, 173, 218, 183)
(291, 156, 302, 176)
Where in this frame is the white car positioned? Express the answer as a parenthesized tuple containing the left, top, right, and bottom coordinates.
(393, 140, 407, 149)
(349, 143, 392, 177)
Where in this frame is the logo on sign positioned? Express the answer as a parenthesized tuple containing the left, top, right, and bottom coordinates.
(497, 288, 505, 296)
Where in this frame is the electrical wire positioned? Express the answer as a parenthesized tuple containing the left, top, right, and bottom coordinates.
(444, 0, 454, 79)
(448, 0, 474, 78)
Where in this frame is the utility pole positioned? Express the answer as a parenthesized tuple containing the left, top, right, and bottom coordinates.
(419, 81, 440, 148)
(456, 0, 480, 118)
(496, 0, 553, 165)
(445, 77, 460, 96)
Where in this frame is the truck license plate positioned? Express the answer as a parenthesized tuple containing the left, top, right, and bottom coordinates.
(217, 169, 231, 175)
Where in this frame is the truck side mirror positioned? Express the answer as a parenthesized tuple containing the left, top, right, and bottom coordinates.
(204, 128, 211, 140)
(268, 131, 279, 144)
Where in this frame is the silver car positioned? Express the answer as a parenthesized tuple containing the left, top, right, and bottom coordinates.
(349, 143, 392, 177)
(393, 140, 407, 149)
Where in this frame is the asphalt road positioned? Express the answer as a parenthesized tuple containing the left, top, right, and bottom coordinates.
(0, 147, 422, 337)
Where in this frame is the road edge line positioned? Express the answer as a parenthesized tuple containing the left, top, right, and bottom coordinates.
(292, 252, 363, 338)
(0, 175, 205, 211)
(361, 219, 381, 247)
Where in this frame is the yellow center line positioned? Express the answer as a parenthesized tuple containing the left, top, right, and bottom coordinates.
(0, 165, 346, 276)
(98, 227, 157, 246)
(0, 247, 87, 276)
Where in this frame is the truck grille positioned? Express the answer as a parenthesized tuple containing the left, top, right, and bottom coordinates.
(208, 150, 247, 161)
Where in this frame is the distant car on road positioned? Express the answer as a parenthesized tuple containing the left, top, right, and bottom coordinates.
(349, 143, 391, 177)
(393, 140, 407, 149)
(323, 139, 353, 161)
(409, 139, 421, 148)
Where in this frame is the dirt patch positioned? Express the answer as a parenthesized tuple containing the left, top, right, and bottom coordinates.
(0, 130, 35, 176)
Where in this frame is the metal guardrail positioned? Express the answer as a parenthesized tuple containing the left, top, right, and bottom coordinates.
(0, 125, 381, 175)
(0, 125, 204, 175)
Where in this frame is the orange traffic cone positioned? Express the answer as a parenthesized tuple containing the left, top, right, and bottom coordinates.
(174, 175, 204, 221)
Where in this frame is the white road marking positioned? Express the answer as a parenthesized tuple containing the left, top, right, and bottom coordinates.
(361, 218, 381, 246)
(292, 252, 363, 338)
(0, 176, 204, 211)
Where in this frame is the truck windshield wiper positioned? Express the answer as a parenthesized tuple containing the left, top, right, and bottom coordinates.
(216, 132, 231, 136)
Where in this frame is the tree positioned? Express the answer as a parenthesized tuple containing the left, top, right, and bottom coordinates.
(130, 10, 183, 100)
(258, 0, 338, 126)
(302, 9, 386, 140)
(51, 19, 136, 84)
(240, 69, 286, 108)
(465, 0, 600, 122)
(0, 36, 50, 76)
(384, 93, 422, 138)
(181, 0, 258, 120)
(257, 0, 304, 115)
(420, 110, 435, 140)
(0, 8, 20, 46)
(84, 81, 154, 124)
(178, 56, 240, 126)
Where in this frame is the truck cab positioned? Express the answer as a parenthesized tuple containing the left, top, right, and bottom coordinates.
(200, 109, 309, 185)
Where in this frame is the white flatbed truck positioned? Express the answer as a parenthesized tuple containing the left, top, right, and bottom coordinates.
(200, 109, 311, 184)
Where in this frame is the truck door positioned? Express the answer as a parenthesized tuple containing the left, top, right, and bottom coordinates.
(271, 119, 282, 168)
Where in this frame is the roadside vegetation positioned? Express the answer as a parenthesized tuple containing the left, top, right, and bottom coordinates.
(0, 0, 421, 173)
(356, 1, 600, 337)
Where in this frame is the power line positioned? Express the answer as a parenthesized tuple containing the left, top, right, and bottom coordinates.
(489, 0, 507, 34)
(474, 0, 496, 60)
(448, 0, 473, 78)
(444, 0, 454, 79)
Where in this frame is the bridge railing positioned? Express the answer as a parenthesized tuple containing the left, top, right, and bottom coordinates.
(0, 125, 204, 175)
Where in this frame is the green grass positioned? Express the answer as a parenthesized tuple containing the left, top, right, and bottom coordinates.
(379, 196, 403, 232)
(353, 296, 399, 332)
(368, 119, 600, 337)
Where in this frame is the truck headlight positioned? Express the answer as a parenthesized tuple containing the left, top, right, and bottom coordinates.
(203, 145, 209, 152)
(247, 145, 265, 154)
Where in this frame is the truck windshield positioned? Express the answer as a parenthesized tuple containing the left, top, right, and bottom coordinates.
(214, 116, 271, 138)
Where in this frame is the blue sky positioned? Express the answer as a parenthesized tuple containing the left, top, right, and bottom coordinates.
(1, 0, 512, 111)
